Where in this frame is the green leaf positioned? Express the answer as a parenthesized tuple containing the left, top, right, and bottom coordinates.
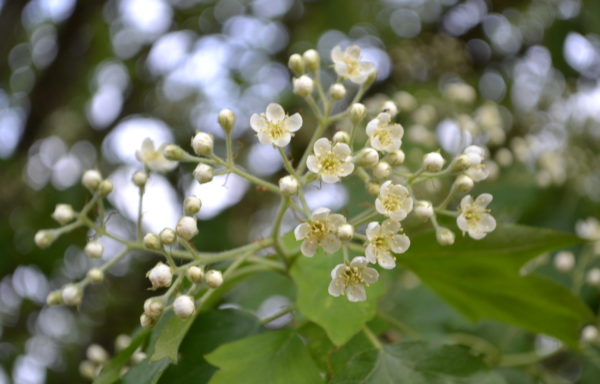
(93, 330, 149, 384)
(121, 358, 171, 384)
(290, 248, 385, 346)
(205, 330, 324, 384)
(150, 311, 196, 362)
(331, 341, 506, 384)
(396, 224, 593, 348)
(158, 309, 263, 383)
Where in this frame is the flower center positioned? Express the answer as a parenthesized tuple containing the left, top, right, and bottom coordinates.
(319, 153, 341, 174)
(382, 193, 403, 212)
(341, 266, 364, 285)
(373, 235, 388, 250)
(374, 128, 391, 146)
(267, 120, 286, 139)
(310, 220, 329, 240)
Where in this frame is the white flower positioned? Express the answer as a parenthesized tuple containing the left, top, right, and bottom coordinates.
(328, 257, 379, 302)
(307, 138, 354, 183)
(294, 208, 347, 257)
(457, 194, 496, 239)
(375, 181, 413, 221)
(331, 45, 375, 84)
(366, 113, 404, 153)
(250, 103, 302, 147)
(576, 218, 600, 241)
(365, 220, 410, 269)
(173, 295, 195, 319)
(52, 204, 75, 225)
(463, 145, 489, 182)
(136, 138, 178, 173)
(147, 262, 172, 289)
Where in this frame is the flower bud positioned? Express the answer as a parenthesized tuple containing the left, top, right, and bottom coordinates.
(115, 334, 131, 352)
(62, 284, 82, 306)
(205, 270, 223, 288)
(366, 182, 380, 196)
(445, 83, 476, 104)
(381, 101, 398, 117)
(587, 268, 600, 286)
(144, 297, 165, 318)
(143, 233, 162, 250)
(173, 295, 195, 319)
(132, 171, 148, 187)
(131, 351, 146, 364)
(337, 224, 354, 241)
(293, 75, 314, 96)
(387, 150, 405, 166)
(350, 103, 366, 123)
(436, 227, 455, 246)
(495, 148, 513, 167)
(52, 204, 75, 225)
(87, 268, 105, 283)
(329, 83, 346, 100)
(184, 195, 202, 215)
(355, 148, 379, 168)
(159, 228, 176, 245)
(302, 49, 320, 72)
(193, 163, 213, 184)
(450, 154, 472, 172)
(79, 360, 97, 380)
(85, 240, 104, 259)
(218, 109, 236, 134)
(187, 266, 204, 284)
(373, 161, 391, 180)
(423, 152, 445, 172)
(582, 325, 599, 342)
(35, 230, 57, 249)
(98, 180, 113, 196)
(454, 175, 474, 193)
(414, 201, 433, 220)
(279, 175, 299, 196)
(191, 132, 214, 156)
(333, 131, 350, 144)
(82, 170, 103, 191)
(288, 53, 305, 75)
(140, 313, 157, 329)
(46, 290, 63, 306)
(163, 144, 185, 161)
(176, 216, 198, 240)
(554, 251, 575, 272)
(394, 91, 417, 112)
(147, 262, 172, 289)
(87, 344, 109, 365)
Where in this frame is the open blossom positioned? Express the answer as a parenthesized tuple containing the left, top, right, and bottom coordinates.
(463, 145, 489, 182)
(250, 103, 302, 147)
(328, 257, 379, 302)
(366, 112, 404, 153)
(365, 220, 410, 269)
(375, 181, 413, 221)
(307, 138, 354, 183)
(136, 138, 177, 173)
(294, 208, 347, 257)
(331, 45, 375, 84)
(457, 193, 496, 239)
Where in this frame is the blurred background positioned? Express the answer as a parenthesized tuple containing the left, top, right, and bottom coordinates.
(1, 0, 600, 382)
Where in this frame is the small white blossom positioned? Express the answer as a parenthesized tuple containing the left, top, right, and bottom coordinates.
(187, 266, 204, 284)
(84, 241, 104, 259)
(193, 163, 213, 183)
(191, 132, 214, 155)
(294, 208, 347, 257)
(372, 161, 392, 180)
(366, 113, 404, 153)
(436, 227, 455, 246)
(457, 194, 496, 240)
(423, 152, 445, 172)
(82, 170, 102, 191)
(463, 145, 489, 182)
(136, 138, 177, 173)
(52, 204, 75, 225)
(331, 45, 375, 84)
(87, 344, 109, 364)
(328, 257, 379, 302)
(587, 268, 600, 286)
(144, 298, 164, 318)
(250, 103, 302, 147)
(414, 201, 433, 220)
(375, 181, 413, 221)
(147, 262, 172, 289)
(176, 216, 198, 240)
(173, 295, 195, 319)
(576, 218, 600, 241)
(62, 284, 82, 306)
(365, 220, 410, 269)
(582, 325, 599, 342)
(205, 270, 224, 288)
(293, 75, 314, 96)
(279, 175, 299, 195)
(307, 138, 354, 183)
(554, 251, 575, 272)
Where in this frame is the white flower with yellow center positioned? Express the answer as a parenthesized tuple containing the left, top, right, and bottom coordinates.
(294, 208, 347, 257)
(365, 220, 410, 269)
(331, 45, 376, 84)
(366, 113, 404, 153)
(328, 256, 379, 302)
(375, 181, 413, 221)
(136, 138, 178, 173)
(457, 193, 496, 239)
(307, 138, 354, 183)
(250, 103, 302, 147)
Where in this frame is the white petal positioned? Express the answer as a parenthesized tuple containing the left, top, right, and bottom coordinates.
(456, 215, 469, 232)
(389, 209, 408, 222)
(312, 207, 331, 219)
(468, 229, 487, 240)
(321, 174, 340, 184)
(365, 118, 379, 135)
(328, 214, 347, 228)
(391, 234, 410, 253)
(365, 222, 380, 239)
(460, 195, 473, 211)
(257, 132, 272, 145)
(331, 46, 344, 62)
(314, 138, 331, 155)
(333, 143, 351, 158)
(274, 133, 291, 147)
(362, 267, 379, 284)
(307, 155, 320, 173)
(294, 223, 310, 240)
(475, 193, 493, 208)
(381, 219, 400, 233)
(331, 264, 345, 279)
(266, 103, 285, 122)
(321, 234, 341, 254)
(351, 256, 369, 268)
(347, 45, 361, 59)
(375, 198, 386, 216)
(301, 239, 317, 257)
(338, 162, 354, 177)
(346, 285, 367, 302)
(480, 214, 496, 232)
(378, 254, 396, 270)
(365, 245, 377, 263)
(285, 113, 303, 132)
(328, 279, 344, 297)
(250, 114, 266, 132)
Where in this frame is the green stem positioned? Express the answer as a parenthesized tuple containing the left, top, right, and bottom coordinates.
(211, 154, 280, 194)
(137, 184, 145, 241)
(272, 198, 291, 267)
(260, 305, 295, 325)
(363, 326, 383, 349)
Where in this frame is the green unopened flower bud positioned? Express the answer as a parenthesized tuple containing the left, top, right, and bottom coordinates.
(132, 171, 148, 187)
(159, 228, 176, 245)
(381, 101, 398, 117)
(35, 230, 57, 249)
(394, 91, 417, 112)
(333, 131, 350, 144)
(302, 49, 320, 73)
(82, 170, 103, 191)
(187, 266, 204, 284)
(193, 163, 213, 183)
(79, 360, 97, 380)
(87, 268, 104, 283)
(218, 109, 236, 134)
(288, 53, 304, 75)
(329, 83, 346, 100)
(365, 68, 378, 85)
(143, 233, 162, 250)
(350, 103, 366, 123)
(184, 195, 202, 215)
(115, 334, 131, 352)
(98, 180, 113, 196)
(163, 144, 185, 161)
(46, 290, 63, 306)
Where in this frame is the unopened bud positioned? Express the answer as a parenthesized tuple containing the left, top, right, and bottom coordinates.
(451, 154, 472, 172)
(333, 131, 350, 144)
(79, 360, 97, 380)
(35, 230, 57, 249)
(218, 109, 236, 134)
(387, 149, 405, 166)
(140, 313, 157, 329)
(191, 132, 214, 156)
(173, 295, 195, 319)
(454, 175, 474, 193)
(184, 195, 202, 215)
(205, 270, 223, 288)
(445, 83, 476, 104)
(414, 201, 433, 220)
(176, 216, 198, 240)
(144, 297, 165, 318)
(350, 103, 366, 123)
(554, 251, 575, 272)
(87, 344, 109, 365)
(436, 227, 455, 246)
(85, 240, 104, 259)
(132, 171, 148, 187)
(46, 290, 63, 306)
(381, 101, 398, 117)
(337, 224, 354, 241)
(98, 180, 113, 196)
(193, 163, 213, 183)
(355, 148, 379, 168)
(115, 334, 131, 352)
(302, 49, 320, 72)
(587, 268, 600, 286)
(52, 204, 75, 225)
(163, 144, 185, 161)
(143, 233, 162, 250)
(367, 182, 380, 196)
(423, 152, 445, 172)
(62, 284, 82, 306)
(82, 170, 103, 191)
(329, 83, 346, 100)
(373, 161, 392, 180)
(279, 175, 299, 196)
(187, 266, 204, 284)
(159, 228, 176, 245)
(293, 75, 314, 96)
(87, 268, 104, 283)
(147, 262, 172, 289)
(288, 53, 304, 75)
(582, 325, 599, 343)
